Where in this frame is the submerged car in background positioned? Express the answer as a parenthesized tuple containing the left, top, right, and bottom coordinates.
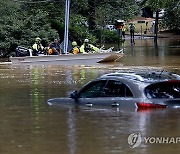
(47, 71, 180, 110)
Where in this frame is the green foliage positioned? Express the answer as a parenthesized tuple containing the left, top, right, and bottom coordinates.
(71, 0, 88, 15)
(69, 14, 97, 44)
(93, 29, 119, 43)
(145, 0, 173, 10)
(0, 0, 59, 54)
(94, 0, 140, 33)
(162, 0, 180, 31)
(0, 0, 179, 56)
(144, 0, 180, 31)
(103, 30, 120, 43)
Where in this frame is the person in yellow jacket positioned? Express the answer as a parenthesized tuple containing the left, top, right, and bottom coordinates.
(32, 37, 44, 56)
(80, 39, 99, 53)
(122, 26, 126, 38)
(71, 41, 80, 54)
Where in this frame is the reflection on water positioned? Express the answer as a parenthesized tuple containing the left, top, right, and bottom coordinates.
(0, 38, 180, 154)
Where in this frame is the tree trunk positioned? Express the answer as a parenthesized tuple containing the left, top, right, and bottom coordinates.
(88, 0, 96, 32)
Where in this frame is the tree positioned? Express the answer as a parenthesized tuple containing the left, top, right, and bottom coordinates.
(143, 0, 168, 44)
(73, 0, 140, 33)
(88, 0, 96, 31)
(162, 0, 180, 32)
(96, 0, 140, 26)
(143, 0, 180, 44)
(0, 0, 59, 56)
(94, 0, 140, 43)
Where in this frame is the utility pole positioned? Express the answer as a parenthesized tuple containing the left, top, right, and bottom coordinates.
(154, 10, 159, 46)
(63, 0, 70, 54)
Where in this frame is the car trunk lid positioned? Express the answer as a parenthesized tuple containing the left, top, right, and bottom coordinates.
(138, 80, 180, 109)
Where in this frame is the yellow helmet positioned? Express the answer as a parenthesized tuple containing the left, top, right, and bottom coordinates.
(35, 37, 41, 42)
(72, 41, 77, 46)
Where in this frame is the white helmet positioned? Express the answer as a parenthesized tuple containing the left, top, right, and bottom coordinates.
(35, 37, 41, 42)
(84, 39, 89, 43)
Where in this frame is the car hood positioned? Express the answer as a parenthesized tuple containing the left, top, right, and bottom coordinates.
(47, 97, 75, 106)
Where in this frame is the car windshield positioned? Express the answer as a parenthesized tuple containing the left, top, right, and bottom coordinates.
(79, 80, 107, 98)
(145, 81, 180, 99)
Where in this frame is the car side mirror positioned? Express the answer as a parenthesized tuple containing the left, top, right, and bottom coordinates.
(70, 91, 78, 99)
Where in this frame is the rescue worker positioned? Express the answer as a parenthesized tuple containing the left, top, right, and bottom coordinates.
(32, 37, 44, 56)
(129, 23, 135, 43)
(122, 26, 126, 38)
(80, 39, 99, 53)
(71, 41, 80, 54)
(48, 39, 61, 55)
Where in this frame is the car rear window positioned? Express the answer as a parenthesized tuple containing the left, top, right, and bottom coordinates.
(144, 81, 180, 99)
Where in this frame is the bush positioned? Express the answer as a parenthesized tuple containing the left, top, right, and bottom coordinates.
(93, 29, 120, 43)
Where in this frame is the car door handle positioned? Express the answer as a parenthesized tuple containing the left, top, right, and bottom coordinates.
(111, 102, 120, 107)
(85, 103, 93, 107)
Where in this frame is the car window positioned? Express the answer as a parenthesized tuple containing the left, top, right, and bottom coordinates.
(78, 80, 107, 98)
(101, 80, 133, 97)
(145, 81, 180, 99)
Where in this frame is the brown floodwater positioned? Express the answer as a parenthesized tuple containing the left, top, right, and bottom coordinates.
(0, 38, 180, 154)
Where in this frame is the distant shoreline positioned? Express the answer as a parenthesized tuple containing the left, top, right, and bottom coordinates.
(124, 32, 180, 40)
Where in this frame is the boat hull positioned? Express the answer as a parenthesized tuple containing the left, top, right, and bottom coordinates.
(10, 52, 123, 65)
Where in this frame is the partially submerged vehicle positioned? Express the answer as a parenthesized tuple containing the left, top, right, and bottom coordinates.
(47, 71, 180, 110)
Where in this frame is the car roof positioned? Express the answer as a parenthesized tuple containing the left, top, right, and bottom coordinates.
(100, 71, 180, 83)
